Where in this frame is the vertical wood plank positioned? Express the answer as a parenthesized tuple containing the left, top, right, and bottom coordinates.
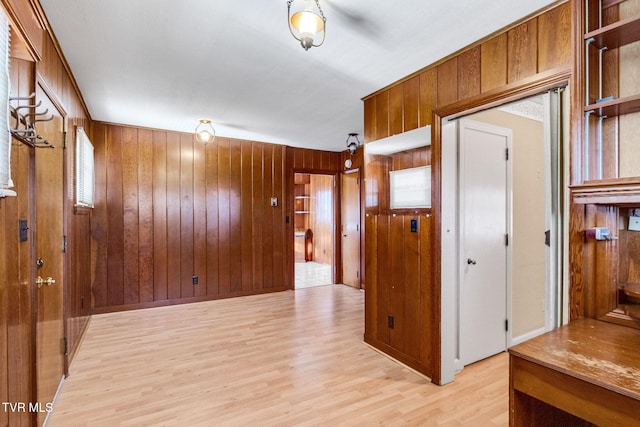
(180, 134, 195, 298)
(376, 215, 391, 345)
(252, 143, 264, 290)
(508, 20, 538, 83)
(458, 47, 481, 100)
(389, 84, 404, 136)
(217, 138, 231, 295)
(537, 2, 571, 72)
(403, 76, 420, 132)
(375, 91, 390, 140)
(364, 97, 376, 142)
(193, 134, 207, 297)
(106, 126, 124, 306)
(122, 127, 140, 305)
(389, 215, 405, 352)
(437, 58, 458, 108)
(272, 146, 286, 288)
(262, 145, 275, 288)
(419, 68, 437, 128)
(138, 129, 154, 303)
(229, 139, 243, 293)
(166, 132, 182, 300)
(92, 122, 108, 308)
(419, 215, 433, 370)
(364, 215, 378, 339)
(404, 215, 421, 361)
(241, 141, 254, 292)
(481, 33, 508, 93)
(152, 131, 168, 301)
(206, 140, 220, 296)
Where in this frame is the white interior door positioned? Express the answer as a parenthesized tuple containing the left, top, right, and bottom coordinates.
(459, 119, 511, 366)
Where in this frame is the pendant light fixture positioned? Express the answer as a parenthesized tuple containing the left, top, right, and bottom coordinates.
(195, 119, 215, 144)
(287, 0, 326, 51)
(346, 133, 361, 155)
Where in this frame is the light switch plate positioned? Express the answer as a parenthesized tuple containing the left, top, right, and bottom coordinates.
(629, 216, 640, 231)
(270, 197, 278, 207)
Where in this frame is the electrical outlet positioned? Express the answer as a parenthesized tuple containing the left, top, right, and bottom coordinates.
(629, 216, 640, 232)
(192, 275, 198, 285)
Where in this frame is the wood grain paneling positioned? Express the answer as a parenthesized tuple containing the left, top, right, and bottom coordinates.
(363, 97, 376, 143)
(508, 20, 538, 83)
(389, 84, 404, 136)
(375, 91, 390, 140)
(481, 33, 508, 92)
(403, 76, 420, 132)
(419, 68, 437, 128)
(92, 125, 296, 312)
(310, 174, 334, 265)
(437, 57, 458, 107)
(457, 47, 481, 100)
(538, 3, 572, 72)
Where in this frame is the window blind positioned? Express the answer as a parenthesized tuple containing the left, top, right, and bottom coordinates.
(0, 10, 12, 196)
(75, 127, 95, 207)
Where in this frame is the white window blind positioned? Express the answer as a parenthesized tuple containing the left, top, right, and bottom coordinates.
(389, 166, 431, 209)
(0, 10, 13, 197)
(75, 127, 95, 207)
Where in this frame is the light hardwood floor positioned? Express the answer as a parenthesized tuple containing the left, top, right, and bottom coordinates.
(48, 285, 508, 426)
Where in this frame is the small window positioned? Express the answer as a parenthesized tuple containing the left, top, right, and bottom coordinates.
(75, 127, 94, 208)
(0, 11, 13, 197)
(390, 166, 431, 209)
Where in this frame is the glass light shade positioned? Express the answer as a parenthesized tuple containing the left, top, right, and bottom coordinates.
(195, 119, 215, 144)
(288, 0, 326, 51)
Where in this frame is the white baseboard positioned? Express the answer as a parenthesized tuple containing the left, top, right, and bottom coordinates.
(511, 327, 546, 346)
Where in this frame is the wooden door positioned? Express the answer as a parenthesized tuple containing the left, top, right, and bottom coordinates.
(459, 119, 511, 366)
(341, 171, 360, 288)
(34, 84, 65, 425)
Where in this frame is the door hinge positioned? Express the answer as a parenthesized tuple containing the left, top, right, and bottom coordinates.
(63, 131, 67, 149)
(356, 224, 359, 232)
(505, 233, 509, 246)
(63, 235, 68, 253)
(505, 148, 509, 160)
(505, 319, 509, 332)
(63, 337, 68, 356)
(356, 270, 359, 278)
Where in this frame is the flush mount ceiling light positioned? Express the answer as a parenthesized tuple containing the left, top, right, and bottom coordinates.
(346, 132, 361, 155)
(195, 119, 215, 144)
(287, 0, 326, 51)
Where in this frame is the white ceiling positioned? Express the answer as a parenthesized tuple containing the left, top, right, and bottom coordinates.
(39, 0, 557, 152)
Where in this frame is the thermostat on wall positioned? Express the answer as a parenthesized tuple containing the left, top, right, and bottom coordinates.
(629, 216, 640, 231)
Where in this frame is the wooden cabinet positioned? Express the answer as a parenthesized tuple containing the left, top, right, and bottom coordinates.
(509, 318, 640, 427)
(581, 0, 640, 184)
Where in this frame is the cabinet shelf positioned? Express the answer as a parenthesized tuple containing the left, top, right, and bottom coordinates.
(585, 94, 640, 117)
(294, 196, 311, 199)
(294, 211, 310, 214)
(585, 15, 640, 49)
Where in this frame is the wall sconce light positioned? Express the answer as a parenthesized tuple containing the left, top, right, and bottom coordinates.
(346, 133, 361, 155)
(287, 0, 326, 51)
(195, 119, 215, 144)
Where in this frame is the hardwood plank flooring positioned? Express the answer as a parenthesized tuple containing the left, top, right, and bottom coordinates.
(48, 285, 508, 426)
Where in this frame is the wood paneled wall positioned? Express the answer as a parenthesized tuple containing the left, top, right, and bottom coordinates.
(2, 2, 92, 423)
(363, 2, 572, 142)
(362, 1, 573, 382)
(309, 174, 334, 265)
(91, 123, 293, 312)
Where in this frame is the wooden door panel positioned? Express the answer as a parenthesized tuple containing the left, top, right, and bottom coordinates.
(35, 84, 65, 426)
(341, 171, 360, 287)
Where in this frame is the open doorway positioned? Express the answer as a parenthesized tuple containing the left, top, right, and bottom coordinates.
(440, 88, 569, 382)
(294, 173, 335, 289)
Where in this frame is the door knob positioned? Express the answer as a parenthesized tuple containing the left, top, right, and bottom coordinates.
(467, 258, 477, 265)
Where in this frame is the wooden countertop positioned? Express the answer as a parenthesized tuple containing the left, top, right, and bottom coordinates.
(509, 318, 640, 401)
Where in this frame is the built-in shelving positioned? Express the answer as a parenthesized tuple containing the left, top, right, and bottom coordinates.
(572, 178, 640, 205)
(585, 15, 640, 49)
